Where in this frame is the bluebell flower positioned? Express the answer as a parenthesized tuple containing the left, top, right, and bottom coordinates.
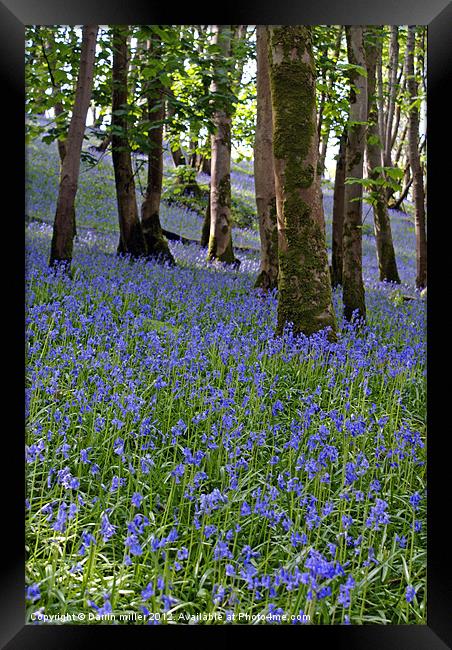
(125, 534, 143, 556)
(100, 513, 116, 542)
(395, 534, 407, 548)
(240, 501, 251, 516)
(214, 541, 233, 560)
(26, 584, 41, 603)
(141, 582, 154, 600)
(131, 492, 143, 508)
(177, 546, 189, 560)
(406, 585, 416, 603)
(366, 499, 390, 530)
(88, 594, 113, 616)
(52, 502, 67, 532)
(409, 492, 422, 510)
(272, 400, 284, 416)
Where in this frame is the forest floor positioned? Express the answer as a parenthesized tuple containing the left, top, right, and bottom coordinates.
(25, 137, 426, 625)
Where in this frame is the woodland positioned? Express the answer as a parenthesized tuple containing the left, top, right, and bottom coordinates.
(25, 25, 426, 625)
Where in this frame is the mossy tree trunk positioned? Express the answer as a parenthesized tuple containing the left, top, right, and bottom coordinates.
(254, 26, 278, 291)
(207, 25, 238, 265)
(111, 25, 147, 258)
(406, 26, 427, 289)
(140, 33, 175, 265)
(268, 26, 336, 339)
(331, 129, 347, 287)
(49, 25, 98, 270)
(342, 26, 367, 323)
(365, 28, 400, 284)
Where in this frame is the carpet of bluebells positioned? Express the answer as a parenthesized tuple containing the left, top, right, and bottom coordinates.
(25, 137, 426, 625)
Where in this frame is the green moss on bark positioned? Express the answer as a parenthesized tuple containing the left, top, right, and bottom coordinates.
(270, 26, 336, 340)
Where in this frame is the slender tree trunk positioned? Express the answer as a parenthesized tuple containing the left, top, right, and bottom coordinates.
(201, 190, 211, 247)
(406, 26, 427, 288)
(365, 28, 400, 284)
(140, 34, 175, 265)
(331, 129, 346, 287)
(200, 134, 212, 175)
(39, 31, 78, 243)
(201, 154, 211, 175)
(49, 25, 98, 269)
(391, 166, 412, 211)
(383, 26, 399, 168)
(377, 51, 385, 146)
(188, 138, 199, 168)
(111, 25, 146, 258)
(269, 26, 336, 339)
(342, 26, 367, 323)
(54, 91, 77, 239)
(319, 26, 343, 175)
(96, 133, 112, 153)
(207, 25, 237, 264)
(166, 88, 186, 167)
(254, 26, 278, 291)
(394, 122, 408, 166)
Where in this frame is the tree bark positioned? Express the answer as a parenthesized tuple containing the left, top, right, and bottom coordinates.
(166, 88, 186, 167)
(342, 26, 367, 323)
(207, 25, 238, 264)
(254, 26, 278, 291)
(383, 26, 399, 169)
(39, 29, 78, 242)
(318, 26, 343, 175)
(365, 28, 400, 284)
(201, 190, 211, 247)
(54, 101, 77, 240)
(111, 25, 147, 258)
(269, 26, 336, 339)
(140, 33, 175, 265)
(331, 129, 346, 287)
(406, 26, 427, 288)
(49, 25, 98, 269)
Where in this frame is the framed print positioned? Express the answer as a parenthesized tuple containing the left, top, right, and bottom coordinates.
(2, 0, 451, 646)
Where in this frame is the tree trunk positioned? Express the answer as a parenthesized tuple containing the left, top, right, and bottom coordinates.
(331, 129, 346, 287)
(111, 25, 147, 258)
(377, 50, 385, 146)
(201, 190, 211, 247)
(383, 26, 399, 169)
(318, 26, 343, 175)
(268, 26, 336, 339)
(390, 170, 412, 212)
(166, 88, 186, 167)
(254, 26, 278, 291)
(365, 28, 400, 284)
(394, 122, 408, 166)
(200, 141, 211, 175)
(207, 25, 237, 265)
(53, 79, 77, 240)
(140, 35, 175, 265)
(406, 26, 427, 289)
(49, 25, 98, 269)
(342, 26, 367, 323)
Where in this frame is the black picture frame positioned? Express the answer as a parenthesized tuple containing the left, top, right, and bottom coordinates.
(4, 0, 451, 647)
